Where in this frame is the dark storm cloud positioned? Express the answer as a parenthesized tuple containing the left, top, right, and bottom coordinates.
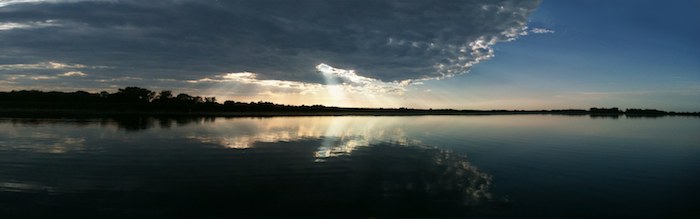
(0, 0, 540, 85)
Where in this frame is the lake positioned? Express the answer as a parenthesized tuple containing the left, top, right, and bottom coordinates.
(1, 115, 698, 218)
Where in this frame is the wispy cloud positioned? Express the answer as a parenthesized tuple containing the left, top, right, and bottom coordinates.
(0, 0, 107, 8)
(530, 28, 555, 34)
(0, 61, 107, 70)
(187, 72, 323, 95)
(57, 71, 86, 77)
(29, 75, 56, 80)
(0, 0, 52, 7)
(0, 20, 60, 31)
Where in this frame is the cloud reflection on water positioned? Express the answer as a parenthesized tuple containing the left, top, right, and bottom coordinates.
(178, 117, 499, 209)
(0, 132, 85, 154)
(184, 117, 422, 160)
(0, 116, 501, 217)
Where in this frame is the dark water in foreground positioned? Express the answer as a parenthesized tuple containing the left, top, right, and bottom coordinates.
(0, 115, 698, 218)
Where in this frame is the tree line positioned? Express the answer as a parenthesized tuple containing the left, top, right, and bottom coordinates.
(0, 87, 340, 112)
(0, 87, 698, 116)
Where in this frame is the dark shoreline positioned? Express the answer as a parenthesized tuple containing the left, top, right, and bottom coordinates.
(3, 88, 699, 118)
(2, 108, 698, 118)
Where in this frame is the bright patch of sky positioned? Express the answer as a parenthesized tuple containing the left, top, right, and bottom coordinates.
(0, 0, 698, 111)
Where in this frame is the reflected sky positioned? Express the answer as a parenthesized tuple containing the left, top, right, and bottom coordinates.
(0, 116, 501, 217)
(185, 117, 420, 160)
(0, 116, 699, 217)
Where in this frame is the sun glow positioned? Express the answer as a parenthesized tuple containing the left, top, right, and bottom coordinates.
(317, 63, 351, 106)
(182, 63, 422, 107)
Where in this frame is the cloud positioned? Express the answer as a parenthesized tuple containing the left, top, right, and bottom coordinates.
(29, 75, 56, 80)
(0, 0, 108, 8)
(187, 72, 323, 95)
(316, 63, 377, 86)
(0, 0, 54, 7)
(57, 71, 86, 77)
(315, 63, 409, 94)
(0, 0, 542, 87)
(0, 20, 60, 31)
(0, 61, 105, 70)
(530, 28, 555, 34)
(188, 63, 411, 98)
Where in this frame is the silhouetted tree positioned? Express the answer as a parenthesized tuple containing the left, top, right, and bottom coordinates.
(589, 107, 621, 114)
(176, 93, 193, 102)
(158, 90, 173, 100)
(194, 96, 204, 103)
(205, 97, 216, 103)
(112, 87, 155, 103)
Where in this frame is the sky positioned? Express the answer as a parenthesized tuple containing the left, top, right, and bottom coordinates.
(1, 0, 699, 111)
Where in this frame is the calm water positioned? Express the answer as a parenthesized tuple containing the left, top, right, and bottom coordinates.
(0, 115, 699, 218)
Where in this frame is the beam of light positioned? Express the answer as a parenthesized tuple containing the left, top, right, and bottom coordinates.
(186, 64, 418, 107)
(316, 63, 349, 107)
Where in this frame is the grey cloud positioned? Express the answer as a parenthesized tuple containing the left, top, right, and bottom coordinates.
(0, 0, 541, 86)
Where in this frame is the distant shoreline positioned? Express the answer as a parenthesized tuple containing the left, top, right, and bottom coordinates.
(2, 87, 698, 118)
(1, 108, 698, 118)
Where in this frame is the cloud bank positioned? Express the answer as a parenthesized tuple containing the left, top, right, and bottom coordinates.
(0, 0, 544, 103)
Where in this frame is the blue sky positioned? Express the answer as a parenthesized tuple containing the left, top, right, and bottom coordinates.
(1, 0, 699, 111)
(408, 0, 700, 111)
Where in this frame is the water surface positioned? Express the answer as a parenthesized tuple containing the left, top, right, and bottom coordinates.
(0, 115, 698, 217)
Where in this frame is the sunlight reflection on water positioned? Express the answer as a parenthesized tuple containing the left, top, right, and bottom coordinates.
(185, 117, 420, 160)
(0, 115, 699, 217)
